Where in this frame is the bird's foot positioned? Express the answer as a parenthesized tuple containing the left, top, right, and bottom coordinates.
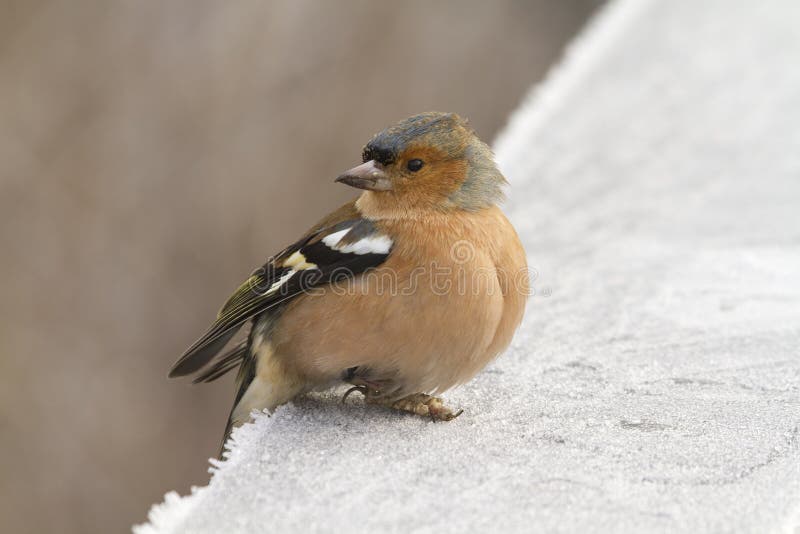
(341, 380, 462, 421)
(377, 393, 463, 421)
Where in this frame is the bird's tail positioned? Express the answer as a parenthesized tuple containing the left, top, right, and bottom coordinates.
(190, 340, 248, 384)
(217, 344, 257, 458)
(184, 339, 251, 459)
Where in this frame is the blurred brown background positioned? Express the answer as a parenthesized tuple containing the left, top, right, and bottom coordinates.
(0, 1, 599, 532)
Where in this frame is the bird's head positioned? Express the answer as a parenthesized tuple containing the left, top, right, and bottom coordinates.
(336, 112, 506, 216)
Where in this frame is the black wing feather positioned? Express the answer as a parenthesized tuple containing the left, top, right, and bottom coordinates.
(169, 219, 391, 379)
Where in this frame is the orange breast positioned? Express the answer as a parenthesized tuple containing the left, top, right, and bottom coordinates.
(270, 205, 527, 395)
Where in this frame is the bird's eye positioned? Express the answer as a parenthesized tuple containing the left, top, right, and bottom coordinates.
(407, 159, 424, 172)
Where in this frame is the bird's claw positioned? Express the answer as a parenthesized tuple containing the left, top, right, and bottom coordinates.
(341, 385, 367, 404)
(433, 408, 464, 422)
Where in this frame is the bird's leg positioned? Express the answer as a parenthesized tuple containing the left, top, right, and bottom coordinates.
(341, 376, 389, 404)
(372, 393, 464, 421)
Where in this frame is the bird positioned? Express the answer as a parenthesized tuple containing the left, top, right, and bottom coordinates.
(169, 112, 528, 451)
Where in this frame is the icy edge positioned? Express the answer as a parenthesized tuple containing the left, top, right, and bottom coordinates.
(132, 407, 284, 534)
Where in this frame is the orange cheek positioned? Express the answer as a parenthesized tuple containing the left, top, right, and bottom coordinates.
(394, 145, 468, 203)
(426, 160, 468, 197)
(389, 162, 465, 206)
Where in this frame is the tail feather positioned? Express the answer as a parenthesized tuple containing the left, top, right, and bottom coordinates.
(191, 341, 248, 384)
(169, 325, 242, 378)
(218, 344, 258, 458)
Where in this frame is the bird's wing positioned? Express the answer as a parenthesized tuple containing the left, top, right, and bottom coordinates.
(168, 204, 393, 378)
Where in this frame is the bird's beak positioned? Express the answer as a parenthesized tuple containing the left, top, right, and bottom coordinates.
(335, 160, 392, 191)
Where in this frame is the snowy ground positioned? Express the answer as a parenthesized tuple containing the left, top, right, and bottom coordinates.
(137, 0, 800, 532)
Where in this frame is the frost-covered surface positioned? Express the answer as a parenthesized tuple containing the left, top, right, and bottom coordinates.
(137, 0, 800, 532)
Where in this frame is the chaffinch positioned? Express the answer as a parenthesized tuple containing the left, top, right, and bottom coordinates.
(170, 112, 528, 449)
